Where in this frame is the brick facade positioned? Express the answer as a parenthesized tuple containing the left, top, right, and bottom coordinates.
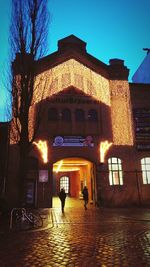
(7, 35, 150, 208)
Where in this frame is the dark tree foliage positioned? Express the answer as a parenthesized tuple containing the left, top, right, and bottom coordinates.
(10, 0, 50, 205)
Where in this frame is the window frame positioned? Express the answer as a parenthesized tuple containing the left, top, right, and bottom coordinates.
(141, 157, 150, 184)
(108, 157, 123, 186)
(61, 108, 72, 121)
(60, 176, 69, 194)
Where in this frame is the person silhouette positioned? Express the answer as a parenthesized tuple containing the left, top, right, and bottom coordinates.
(82, 186, 89, 210)
(58, 188, 66, 213)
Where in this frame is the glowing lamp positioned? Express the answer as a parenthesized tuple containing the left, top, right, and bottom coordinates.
(55, 160, 63, 173)
(33, 140, 48, 163)
(100, 141, 112, 163)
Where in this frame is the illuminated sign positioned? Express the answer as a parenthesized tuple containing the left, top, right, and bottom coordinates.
(53, 136, 94, 147)
(26, 181, 35, 204)
(133, 108, 150, 150)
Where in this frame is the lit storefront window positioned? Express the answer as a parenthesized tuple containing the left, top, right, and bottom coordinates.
(60, 176, 69, 193)
(141, 158, 150, 184)
(108, 157, 123, 185)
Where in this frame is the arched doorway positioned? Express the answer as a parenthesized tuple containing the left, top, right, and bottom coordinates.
(52, 157, 96, 208)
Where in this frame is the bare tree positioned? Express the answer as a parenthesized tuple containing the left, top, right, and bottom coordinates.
(9, 0, 50, 205)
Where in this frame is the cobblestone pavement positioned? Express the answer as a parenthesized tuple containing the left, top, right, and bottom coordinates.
(0, 200, 150, 267)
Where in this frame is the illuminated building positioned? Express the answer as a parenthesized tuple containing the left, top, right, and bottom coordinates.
(7, 35, 150, 208)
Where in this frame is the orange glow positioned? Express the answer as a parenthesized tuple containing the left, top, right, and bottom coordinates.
(34, 59, 110, 106)
(33, 140, 48, 163)
(110, 80, 133, 145)
(53, 158, 88, 173)
(54, 167, 80, 172)
(55, 160, 63, 173)
(100, 141, 112, 163)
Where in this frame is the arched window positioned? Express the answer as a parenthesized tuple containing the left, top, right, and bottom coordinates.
(48, 108, 58, 121)
(108, 157, 123, 185)
(75, 109, 85, 121)
(88, 109, 98, 121)
(141, 157, 150, 184)
(60, 176, 69, 194)
(62, 108, 71, 121)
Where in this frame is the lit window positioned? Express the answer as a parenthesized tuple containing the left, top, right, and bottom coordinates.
(60, 176, 69, 194)
(108, 157, 123, 185)
(141, 158, 150, 184)
(62, 108, 71, 121)
(75, 109, 85, 121)
(88, 109, 98, 121)
(48, 108, 58, 121)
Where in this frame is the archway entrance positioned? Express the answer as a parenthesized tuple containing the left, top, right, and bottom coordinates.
(52, 157, 96, 208)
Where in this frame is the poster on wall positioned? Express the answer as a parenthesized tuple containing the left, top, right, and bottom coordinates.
(26, 181, 35, 204)
(53, 135, 94, 147)
(134, 108, 150, 150)
(39, 170, 49, 183)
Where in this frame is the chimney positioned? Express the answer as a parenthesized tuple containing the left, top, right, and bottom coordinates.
(108, 58, 129, 80)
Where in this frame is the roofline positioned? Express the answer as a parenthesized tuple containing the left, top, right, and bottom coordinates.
(129, 82, 150, 86)
(35, 48, 109, 79)
(13, 35, 129, 81)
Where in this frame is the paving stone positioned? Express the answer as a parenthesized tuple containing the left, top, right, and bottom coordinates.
(0, 205, 150, 266)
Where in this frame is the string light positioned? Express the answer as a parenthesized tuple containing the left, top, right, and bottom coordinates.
(110, 80, 133, 145)
(55, 160, 63, 173)
(100, 141, 113, 163)
(34, 59, 110, 106)
(33, 60, 133, 146)
(11, 60, 134, 148)
(33, 140, 48, 163)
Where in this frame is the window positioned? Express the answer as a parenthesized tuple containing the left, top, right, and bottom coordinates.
(108, 157, 123, 185)
(48, 108, 58, 121)
(75, 109, 85, 121)
(141, 158, 150, 184)
(62, 108, 71, 121)
(60, 176, 69, 194)
(88, 109, 98, 121)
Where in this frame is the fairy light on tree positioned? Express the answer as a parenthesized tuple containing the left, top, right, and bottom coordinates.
(100, 141, 112, 163)
(33, 140, 48, 163)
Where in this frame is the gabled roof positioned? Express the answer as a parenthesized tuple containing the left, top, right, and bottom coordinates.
(13, 35, 129, 81)
(57, 35, 87, 51)
(132, 51, 150, 84)
(35, 35, 129, 80)
(36, 35, 108, 79)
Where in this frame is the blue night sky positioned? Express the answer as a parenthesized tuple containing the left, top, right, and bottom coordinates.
(0, 0, 150, 121)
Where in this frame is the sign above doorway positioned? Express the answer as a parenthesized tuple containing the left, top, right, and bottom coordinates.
(53, 136, 94, 147)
